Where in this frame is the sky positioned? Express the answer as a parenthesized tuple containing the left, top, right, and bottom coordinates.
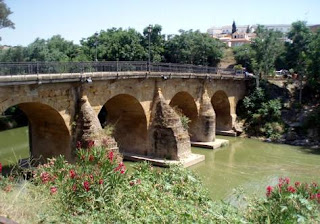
(1, 0, 320, 46)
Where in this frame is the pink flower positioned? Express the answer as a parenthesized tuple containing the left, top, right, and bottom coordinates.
(72, 184, 77, 192)
(0, 162, 2, 174)
(50, 186, 58, 194)
(279, 177, 290, 185)
(287, 186, 296, 193)
(310, 194, 316, 200)
(285, 177, 290, 185)
(83, 181, 90, 192)
(278, 183, 282, 192)
(115, 162, 126, 174)
(108, 151, 114, 162)
(40, 172, 51, 183)
(76, 141, 82, 149)
(266, 186, 273, 197)
(295, 181, 301, 187)
(99, 179, 103, 185)
(87, 140, 95, 149)
(69, 169, 76, 179)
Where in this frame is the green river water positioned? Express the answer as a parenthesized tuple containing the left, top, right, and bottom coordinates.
(0, 126, 319, 200)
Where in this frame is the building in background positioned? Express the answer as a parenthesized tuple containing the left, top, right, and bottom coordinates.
(207, 24, 292, 47)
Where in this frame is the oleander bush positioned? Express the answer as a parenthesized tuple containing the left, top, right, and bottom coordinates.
(0, 148, 319, 223)
(246, 177, 320, 223)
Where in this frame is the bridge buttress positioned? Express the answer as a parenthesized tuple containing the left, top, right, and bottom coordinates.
(148, 88, 191, 160)
(192, 89, 216, 142)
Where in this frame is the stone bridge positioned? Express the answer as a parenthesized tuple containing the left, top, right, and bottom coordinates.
(0, 62, 248, 165)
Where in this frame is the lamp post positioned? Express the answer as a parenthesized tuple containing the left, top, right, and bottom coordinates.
(94, 32, 98, 62)
(147, 24, 152, 72)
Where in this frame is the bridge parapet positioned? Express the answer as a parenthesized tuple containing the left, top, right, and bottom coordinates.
(0, 61, 247, 86)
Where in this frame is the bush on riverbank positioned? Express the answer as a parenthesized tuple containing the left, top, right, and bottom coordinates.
(246, 177, 320, 223)
(0, 147, 319, 223)
(239, 86, 285, 140)
(0, 146, 243, 223)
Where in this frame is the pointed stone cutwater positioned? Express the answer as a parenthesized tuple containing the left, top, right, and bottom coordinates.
(195, 88, 216, 142)
(191, 88, 229, 149)
(144, 88, 204, 166)
(76, 96, 118, 150)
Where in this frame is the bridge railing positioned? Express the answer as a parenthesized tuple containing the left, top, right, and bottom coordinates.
(0, 61, 237, 76)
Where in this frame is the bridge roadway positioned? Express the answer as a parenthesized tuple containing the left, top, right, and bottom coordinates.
(0, 61, 245, 86)
(0, 61, 248, 166)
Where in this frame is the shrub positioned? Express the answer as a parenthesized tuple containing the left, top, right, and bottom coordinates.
(172, 106, 191, 130)
(246, 178, 320, 223)
(241, 87, 284, 139)
(33, 146, 125, 214)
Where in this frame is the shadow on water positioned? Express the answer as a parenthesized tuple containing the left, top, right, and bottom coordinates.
(297, 146, 320, 155)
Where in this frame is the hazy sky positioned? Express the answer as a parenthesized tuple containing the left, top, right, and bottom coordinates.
(1, 0, 319, 46)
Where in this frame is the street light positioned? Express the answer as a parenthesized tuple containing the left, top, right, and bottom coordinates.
(147, 24, 152, 72)
(94, 32, 98, 62)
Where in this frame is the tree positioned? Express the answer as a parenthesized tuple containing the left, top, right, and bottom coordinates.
(232, 21, 237, 34)
(233, 44, 254, 72)
(251, 25, 283, 86)
(142, 24, 165, 62)
(246, 25, 250, 34)
(164, 30, 224, 66)
(80, 28, 146, 61)
(23, 36, 82, 62)
(306, 29, 320, 93)
(0, 0, 15, 40)
(0, 46, 25, 62)
(286, 21, 313, 103)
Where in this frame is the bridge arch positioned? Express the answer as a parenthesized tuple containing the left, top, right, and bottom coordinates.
(1, 102, 71, 162)
(98, 94, 148, 155)
(169, 91, 198, 141)
(211, 90, 233, 131)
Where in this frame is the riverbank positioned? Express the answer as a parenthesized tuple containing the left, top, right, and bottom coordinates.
(1, 146, 319, 223)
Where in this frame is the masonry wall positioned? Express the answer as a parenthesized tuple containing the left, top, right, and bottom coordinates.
(0, 77, 247, 161)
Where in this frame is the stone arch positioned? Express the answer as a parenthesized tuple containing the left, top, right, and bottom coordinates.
(1, 102, 71, 162)
(169, 91, 198, 141)
(98, 94, 148, 155)
(211, 90, 232, 131)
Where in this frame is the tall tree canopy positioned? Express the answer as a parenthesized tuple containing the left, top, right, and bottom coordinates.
(286, 21, 312, 75)
(0, 35, 83, 62)
(306, 28, 320, 91)
(0, 0, 14, 40)
(142, 24, 165, 62)
(80, 28, 146, 61)
(250, 25, 284, 85)
(0, 25, 225, 66)
(164, 30, 224, 66)
(232, 21, 237, 34)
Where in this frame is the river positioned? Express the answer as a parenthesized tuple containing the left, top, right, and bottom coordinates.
(0, 127, 319, 200)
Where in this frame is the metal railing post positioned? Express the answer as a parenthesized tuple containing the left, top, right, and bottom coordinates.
(36, 62, 39, 75)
